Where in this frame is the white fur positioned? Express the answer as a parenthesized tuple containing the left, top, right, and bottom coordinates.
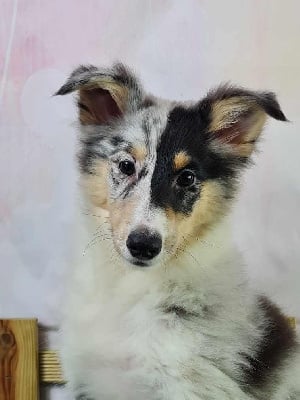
(60, 202, 300, 399)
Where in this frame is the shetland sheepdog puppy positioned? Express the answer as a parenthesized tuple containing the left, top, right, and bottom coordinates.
(56, 64, 299, 400)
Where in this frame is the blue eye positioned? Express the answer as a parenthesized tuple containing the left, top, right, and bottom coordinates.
(176, 170, 195, 187)
(119, 160, 135, 176)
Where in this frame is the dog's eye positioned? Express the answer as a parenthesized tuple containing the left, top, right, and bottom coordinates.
(119, 160, 135, 176)
(176, 170, 195, 187)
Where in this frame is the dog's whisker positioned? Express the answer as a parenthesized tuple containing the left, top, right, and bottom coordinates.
(81, 210, 104, 218)
(165, 243, 204, 269)
(81, 209, 111, 220)
(91, 223, 110, 238)
(83, 232, 111, 255)
(179, 232, 220, 250)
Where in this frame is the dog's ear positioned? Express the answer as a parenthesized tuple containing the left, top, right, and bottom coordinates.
(55, 64, 144, 125)
(199, 84, 287, 157)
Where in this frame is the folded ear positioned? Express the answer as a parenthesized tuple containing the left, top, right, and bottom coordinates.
(199, 84, 287, 157)
(55, 63, 144, 125)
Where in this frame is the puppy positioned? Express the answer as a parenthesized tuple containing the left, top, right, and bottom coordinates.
(56, 64, 299, 400)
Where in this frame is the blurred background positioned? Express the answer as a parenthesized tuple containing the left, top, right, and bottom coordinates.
(0, 1, 299, 398)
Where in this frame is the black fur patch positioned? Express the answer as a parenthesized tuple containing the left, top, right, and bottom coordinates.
(120, 180, 138, 199)
(150, 105, 247, 214)
(76, 395, 94, 400)
(138, 165, 149, 180)
(241, 296, 297, 387)
(162, 304, 199, 319)
(75, 383, 94, 400)
(142, 96, 155, 108)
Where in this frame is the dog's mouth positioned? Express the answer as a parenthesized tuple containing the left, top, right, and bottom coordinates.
(117, 246, 163, 269)
(131, 260, 150, 267)
(123, 251, 160, 268)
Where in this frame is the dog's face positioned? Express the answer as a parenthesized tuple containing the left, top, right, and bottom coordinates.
(57, 64, 286, 267)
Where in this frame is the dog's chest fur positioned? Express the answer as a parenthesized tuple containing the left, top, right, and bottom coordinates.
(61, 220, 299, 400)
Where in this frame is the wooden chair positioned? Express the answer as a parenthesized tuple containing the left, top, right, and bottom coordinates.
(0, 317, 297, 400)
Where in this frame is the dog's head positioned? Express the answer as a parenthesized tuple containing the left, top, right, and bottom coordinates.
(56, 64, 287, 267)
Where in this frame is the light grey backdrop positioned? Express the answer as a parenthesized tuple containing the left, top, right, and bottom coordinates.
(1, 1, 299, 398)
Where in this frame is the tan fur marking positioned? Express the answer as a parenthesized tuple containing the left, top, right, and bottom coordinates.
(210, 98, 267, 157)
(180, 180, 229, 240)
(173, 151, 191, 171)
(131, 146, 147, 162)
(78, 78, 129, 124)
(80, 160, 109, 209)
(81, 78, 129, 111)
(165, 181, 230, 256)
(239, 109, 267, 150)
(83, 158, 141, 246)
(209, 97, 250, 132)
(109, 196, 138, 243)
(79, 90, 98, 125)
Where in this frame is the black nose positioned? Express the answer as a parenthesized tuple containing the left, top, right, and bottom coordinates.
(126, 229, 162, 261)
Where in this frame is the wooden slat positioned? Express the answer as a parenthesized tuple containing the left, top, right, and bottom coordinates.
(0, 319, 39, 400)
(39, 350, 65, 384)
(287, 317, 296, 329)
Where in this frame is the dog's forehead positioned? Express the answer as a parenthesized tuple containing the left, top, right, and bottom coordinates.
(122, 101, 172, 153)
(123, 101, 207, 165)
